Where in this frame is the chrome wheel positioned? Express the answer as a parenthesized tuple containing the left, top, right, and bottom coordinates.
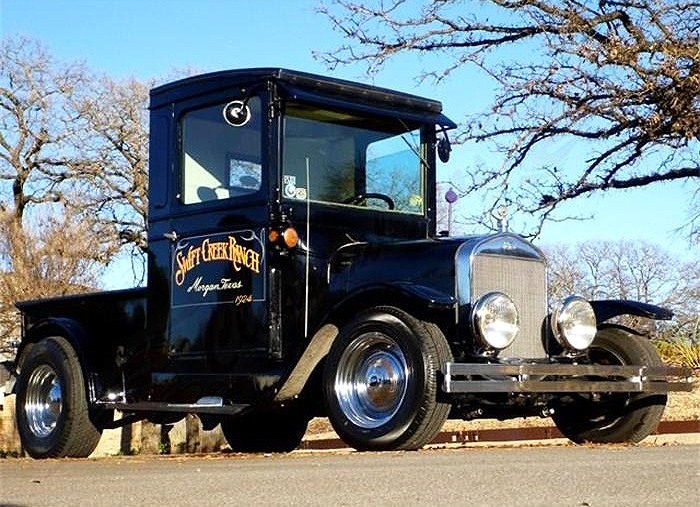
(17, 337, 102, 458)
(334, 332, 408, 429)
(324, 307, 452, 451)
(24, 364, 63, 438)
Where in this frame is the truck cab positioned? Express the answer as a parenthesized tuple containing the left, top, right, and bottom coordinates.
(11, 69, 693, 458)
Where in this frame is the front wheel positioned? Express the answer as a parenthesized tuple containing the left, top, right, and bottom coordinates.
(15, 336, 102, 458)
(323, 307, 452, 451)
(553, 326, 667, 444)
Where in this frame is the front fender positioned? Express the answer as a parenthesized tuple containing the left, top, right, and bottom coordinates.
(275, 283, 456, 402)
(590, 299, 673, 324)
(331, 282, 456, 323)
(391, 281, 457, 309)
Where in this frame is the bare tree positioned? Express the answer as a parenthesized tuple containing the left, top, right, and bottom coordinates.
(69, 74, 152, 283)
(0, 37, 108, 349)
(0, 36, 154, 349)
(318, 0, 700, 239)
(71, 75, 151, 250)
(0, 209, 112, 354)
(546, 240, 699, 340)
(0, 36, 90, 223)
(1, 36, 154, 279)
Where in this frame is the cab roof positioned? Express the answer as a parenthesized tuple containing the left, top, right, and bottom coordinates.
(150, 68, 456, 128)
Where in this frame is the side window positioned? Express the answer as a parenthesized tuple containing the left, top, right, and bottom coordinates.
(366, 130, 423, 213)
(180, 97, 262, 205)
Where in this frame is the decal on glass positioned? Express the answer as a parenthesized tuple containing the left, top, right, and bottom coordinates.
(283, 174, 297, 198)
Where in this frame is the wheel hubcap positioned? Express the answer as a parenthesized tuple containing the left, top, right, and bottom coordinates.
(24, 364, 63, 438)
(334, 332, 408, 429)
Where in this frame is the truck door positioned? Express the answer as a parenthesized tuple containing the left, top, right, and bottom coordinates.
(165, 92, 270, 373)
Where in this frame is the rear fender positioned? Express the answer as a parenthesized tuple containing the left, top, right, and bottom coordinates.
(16, 318, 97, 400)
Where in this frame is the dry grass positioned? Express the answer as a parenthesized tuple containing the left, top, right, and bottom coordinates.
(655, 340, 700, 368)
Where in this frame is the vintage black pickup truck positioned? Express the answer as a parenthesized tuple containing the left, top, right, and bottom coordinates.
(8, 69, 693, 458)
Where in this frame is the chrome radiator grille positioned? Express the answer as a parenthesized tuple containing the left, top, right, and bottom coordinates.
(471, 254, 548, 359)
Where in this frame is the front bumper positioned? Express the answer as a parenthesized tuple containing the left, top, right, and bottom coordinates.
(442, 362, 695, 394)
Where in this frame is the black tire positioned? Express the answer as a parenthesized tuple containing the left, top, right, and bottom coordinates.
(323, 306, 452, 451)
(552, 326, 667, 444)
(221, 408, 310, 453)
(16, 336, 102, 458)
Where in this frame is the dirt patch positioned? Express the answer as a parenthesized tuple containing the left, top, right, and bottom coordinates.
(664, 388, 700, 421)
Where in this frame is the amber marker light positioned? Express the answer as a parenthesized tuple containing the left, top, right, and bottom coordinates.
(269, 226, 299, 249)
(282, 227, 299, 248)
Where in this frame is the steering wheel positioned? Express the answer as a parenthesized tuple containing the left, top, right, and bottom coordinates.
(342, 192, 395, 210)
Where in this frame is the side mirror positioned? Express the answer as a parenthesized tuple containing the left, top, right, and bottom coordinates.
(437, 134, 451, 163)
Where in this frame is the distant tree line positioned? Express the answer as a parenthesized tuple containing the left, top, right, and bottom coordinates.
(545, 241, 699, 344)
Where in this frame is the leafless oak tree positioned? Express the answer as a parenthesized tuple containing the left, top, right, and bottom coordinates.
(546, 240, 699, 340)
(71, 75, 151, 251)
(1, 36, 150, 249)
(318, 0, 700, 238)
(0, 37, 151, 348)
(0, 36, 90, 222)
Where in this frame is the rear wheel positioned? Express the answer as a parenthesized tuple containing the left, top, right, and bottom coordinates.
(553, 327, 667, 444)
(323, 307, 452, 451)
(16, 336, 102, 458)
(221, 408, 310, 453)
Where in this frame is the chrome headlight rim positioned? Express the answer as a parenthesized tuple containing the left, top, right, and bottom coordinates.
(471, 291, 520, 351)
(552, 296, 597, 352)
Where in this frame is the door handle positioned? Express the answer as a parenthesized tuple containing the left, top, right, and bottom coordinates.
(163, 231, 178, 242)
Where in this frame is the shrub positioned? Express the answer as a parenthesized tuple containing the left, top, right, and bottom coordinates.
(655, 340, 700, 369)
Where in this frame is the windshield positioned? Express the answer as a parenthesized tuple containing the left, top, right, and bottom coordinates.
(282, 103, 426, 215)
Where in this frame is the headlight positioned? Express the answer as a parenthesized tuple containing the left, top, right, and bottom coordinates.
(552, 296, 597, 351)
(472, 292, 519, 350)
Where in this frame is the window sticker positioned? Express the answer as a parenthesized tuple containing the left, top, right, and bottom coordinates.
(222, 100, 251, 127)
(229, 159, 261, 191)
(283, 175, 297, 199)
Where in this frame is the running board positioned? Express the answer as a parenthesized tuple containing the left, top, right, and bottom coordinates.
(96, 396, 249, 416)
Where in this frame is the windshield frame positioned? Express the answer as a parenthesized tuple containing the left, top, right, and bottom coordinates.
(280, 99, 432, 217)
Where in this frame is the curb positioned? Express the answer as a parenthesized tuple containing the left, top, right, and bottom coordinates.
(298, 420, 700, 450)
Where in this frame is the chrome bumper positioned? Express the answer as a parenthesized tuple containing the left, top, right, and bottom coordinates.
(442, 362, 696, 394)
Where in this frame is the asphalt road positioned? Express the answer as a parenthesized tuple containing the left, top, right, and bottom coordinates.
(1, 445, 699, 507)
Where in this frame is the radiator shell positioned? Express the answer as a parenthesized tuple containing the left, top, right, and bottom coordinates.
(456, 234, 548, 359)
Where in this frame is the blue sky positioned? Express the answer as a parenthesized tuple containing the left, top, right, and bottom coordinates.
(1, 0, 696, 276)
